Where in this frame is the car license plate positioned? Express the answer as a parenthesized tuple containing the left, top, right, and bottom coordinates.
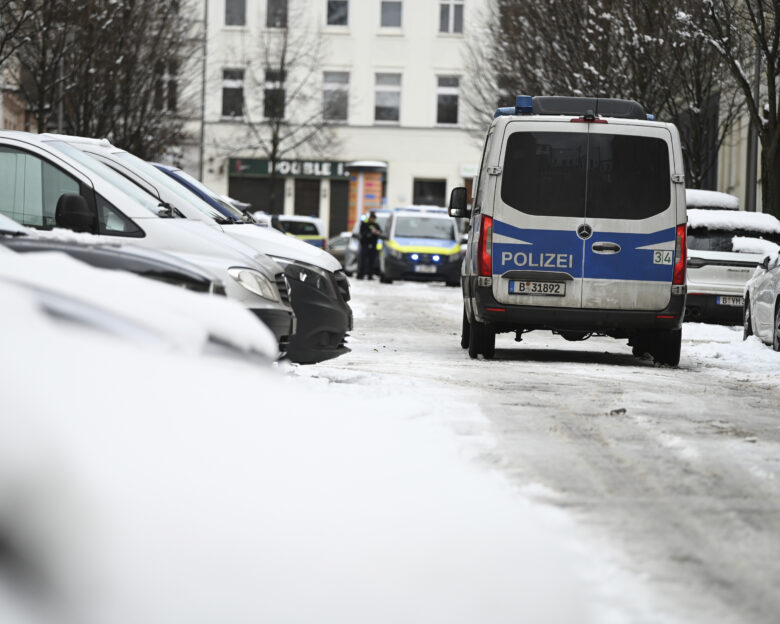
(716, 295, 743, 306)
(509, 280, 566, 296)
(414, 264, 437, 274)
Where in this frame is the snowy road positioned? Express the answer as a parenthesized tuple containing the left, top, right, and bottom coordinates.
(298, 279, 780, 624)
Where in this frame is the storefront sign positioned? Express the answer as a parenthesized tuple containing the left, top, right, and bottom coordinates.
(229, 158, 350, 179)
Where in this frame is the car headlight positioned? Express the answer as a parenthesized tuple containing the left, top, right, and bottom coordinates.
(228, 267, 281, 302)
(386, 246, 402, 259)
(271, 257, 336, 299)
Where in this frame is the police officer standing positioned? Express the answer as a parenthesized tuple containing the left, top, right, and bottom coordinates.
(357, 212, 383, 280)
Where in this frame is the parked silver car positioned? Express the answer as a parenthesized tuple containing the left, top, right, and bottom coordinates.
(744, 251, 780, 349)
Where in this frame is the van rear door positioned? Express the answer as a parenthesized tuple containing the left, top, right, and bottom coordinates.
(491, 121, 588, 308)
(581, 123, 677, 310)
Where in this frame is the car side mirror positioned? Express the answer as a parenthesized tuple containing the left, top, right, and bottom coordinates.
(55, 193, 97, 234)
(448, 187, 469, 218)
(761, 256, 771, 270)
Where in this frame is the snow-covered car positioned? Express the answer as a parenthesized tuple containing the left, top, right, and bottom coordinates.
(344, 208, 391, 276)
(378, 207, 462, 286)
(744, 250, 780, 349)
(0, 213, 225, 294)
(685, 206, 780, 324)
(685, 189, 739, 211)
(0, 250, 278, 361)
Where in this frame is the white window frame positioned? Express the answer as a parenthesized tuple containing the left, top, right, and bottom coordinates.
(436, 75, 460, 125)
(221, 68, 245, 118)
(374, 73, 401, 124)
(323, 71, 349, 122)
(380, 1, 403, 29)
(326, 0, 349, 27)
(439, 0, 464, 34)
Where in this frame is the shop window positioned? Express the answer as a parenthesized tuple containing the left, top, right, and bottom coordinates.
(413, 179, 447, 206)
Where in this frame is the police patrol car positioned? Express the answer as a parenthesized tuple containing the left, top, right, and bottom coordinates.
(379, 206, 462, 286)
(449, 95, 687, 365)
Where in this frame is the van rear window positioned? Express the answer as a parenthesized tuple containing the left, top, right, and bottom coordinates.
(501, 131, 671, 220)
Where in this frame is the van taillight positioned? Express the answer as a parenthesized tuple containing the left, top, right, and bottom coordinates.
(673, 224, 686, 285)
(478, 215, 493, 277)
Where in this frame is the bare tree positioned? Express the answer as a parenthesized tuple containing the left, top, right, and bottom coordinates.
(462, 0, 742, 188)
(680, 0, 780, 216)
(9, 0, 196, 159)
(0, 0, 31, 68)
(213, 2, 339, 211)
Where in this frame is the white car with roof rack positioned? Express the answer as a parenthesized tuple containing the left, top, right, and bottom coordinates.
(685, 193, 780, 325)
(450, 94, 687, 365)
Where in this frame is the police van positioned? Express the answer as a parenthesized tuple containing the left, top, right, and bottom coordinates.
(449, 96, 687, 365)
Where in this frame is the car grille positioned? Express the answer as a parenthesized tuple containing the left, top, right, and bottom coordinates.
(275, 273, 292, 305)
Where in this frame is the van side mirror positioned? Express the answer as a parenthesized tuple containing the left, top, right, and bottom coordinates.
(55, 193, 97, 234)
(761, 256, 771, 270)
(448, 187, 469, 218)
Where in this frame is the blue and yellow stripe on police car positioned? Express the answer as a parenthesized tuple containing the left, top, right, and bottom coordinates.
(384, 238, 460, 256)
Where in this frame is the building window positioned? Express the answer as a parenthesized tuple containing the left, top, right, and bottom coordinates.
(439, 0, 463, 33)
(267, 0, 288, 28)
(264, 69, 286, 118)
(154, 60, 179, 112)
(323, 71, 349, 121)
(327, 0, 348, 26)
(380, 1, 402, 28)
(225, 0, 246, 26)
(413, 179, 447, 206)
(436, 75, 459, 124)
(222, 68, 244, 117)
(375, 73, 401, 123)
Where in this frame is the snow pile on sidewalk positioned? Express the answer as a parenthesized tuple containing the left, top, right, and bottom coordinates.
(682, 323, 780, 374)
(0, 282, 588, 624)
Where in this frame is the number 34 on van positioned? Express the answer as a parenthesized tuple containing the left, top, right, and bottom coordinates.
(500, 251, 574, 269)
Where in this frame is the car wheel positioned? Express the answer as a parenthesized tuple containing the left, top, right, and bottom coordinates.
(773, 304, 780, 352)
(649, 328, 681, 366)
(743, 298, 753, 340)
(380, 274, 393, 284)
(468, 319, 495, 360)
(630, 332, 649, 357)
(461, 307, 470, 349)
(446, 280, 459, 287)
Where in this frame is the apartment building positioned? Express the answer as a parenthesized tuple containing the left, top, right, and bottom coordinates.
(185, 0, 486, 237)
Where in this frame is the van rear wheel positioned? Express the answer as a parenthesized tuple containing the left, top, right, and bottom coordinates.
(649, 328, 681, 366)
(468, 319, 495, 359)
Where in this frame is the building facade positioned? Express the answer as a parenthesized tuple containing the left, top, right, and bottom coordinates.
(184, 0, 486, 237)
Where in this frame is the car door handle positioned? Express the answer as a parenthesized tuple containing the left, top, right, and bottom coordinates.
(591, 242, 621, 254)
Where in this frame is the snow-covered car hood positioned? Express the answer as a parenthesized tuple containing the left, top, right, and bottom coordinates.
(0, 251, 278, 360)
(223, 223, 342, 272)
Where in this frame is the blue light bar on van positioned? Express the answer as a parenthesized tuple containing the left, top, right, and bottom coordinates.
(646, 114, 656, 121)
(515, 95, 533, 114)
(493, 95, 535, 118)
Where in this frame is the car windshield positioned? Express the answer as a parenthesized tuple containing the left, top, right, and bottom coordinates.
(688, 228, 780, 252)
(281, 221, 320, 236)
(394, 216, 455, 239)
(168, 168, 248, 222)
(46, 141, 162, 215)
(113, 152, 234, 224)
